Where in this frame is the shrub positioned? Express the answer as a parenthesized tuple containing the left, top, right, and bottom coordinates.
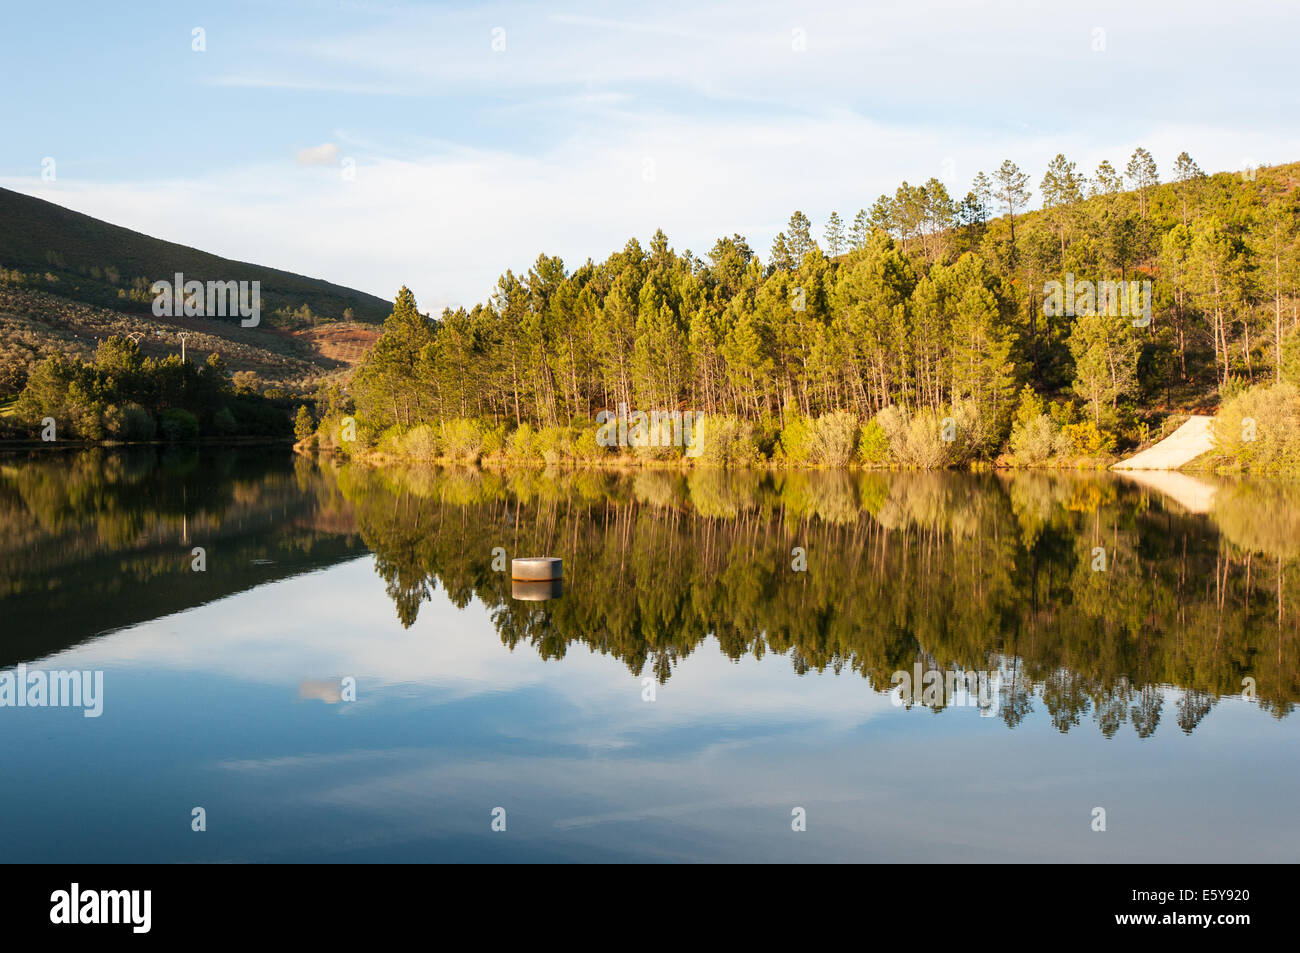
(506, 423, 538, 461)
(1009, 414, 1059, 464)
(228, 395, 292, 438)
(808, 411, 858, 466)
(630, 418, 683, 461)
(535, 425, 573, 465)
(625, 412, 688, 462)
(777, 415, 815, 463)
(104, 402, 156, 441)
(159, 407, 199, 443)
(857, 420, 891, 465)
(1059, 420, 1109, 456)
(479, 423, 507, 457)
(571, 422, 609, 461)
(212, 407, 237, 437)
(316, 413, 360, 453)
(441, 418, 484, 462)
(875, 403, 977, 469)
(402, 424, 440, 461)
(1210, 382, 1300, 471)
(376, 424, 408, 454)
(690, 415, 761, 467)
(632, 441, 681, 462)
(751, 412, 782, 458)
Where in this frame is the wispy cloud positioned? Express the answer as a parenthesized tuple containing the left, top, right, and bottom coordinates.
(295, 143, 341, 166)
(3, 0, 1297, 308)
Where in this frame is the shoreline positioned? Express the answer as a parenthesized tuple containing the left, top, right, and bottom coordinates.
(295, 441, 1132, 473)
(0, 436, 295, 453)
(4, 438, 1293, 476)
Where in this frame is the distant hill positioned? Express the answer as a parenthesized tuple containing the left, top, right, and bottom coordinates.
(0, 284, 381, 398)
(0, 187, 389, 399)
(0, 186, 392, 324)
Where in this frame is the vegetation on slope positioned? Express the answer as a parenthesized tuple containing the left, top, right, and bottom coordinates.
(325, 152, 1300, 469)
(0, 185, 391, 324)
(2, 335, 295, 443)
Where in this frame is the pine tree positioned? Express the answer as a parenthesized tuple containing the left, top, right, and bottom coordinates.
(1173, 151, 1204, 226)
(850, 209, 871, 250)
(993, 160, 1031, 246)
(1040, 154, 1084, 266)
(785, 211, 817, 262)
(971, 172, 992, 223)
(868, 194, 895, 236)
(1068, 309, 1140, 423)
(1091, 160, 1123, 197)
(1125, 147, 1160, 218)
(294, 404, 314, 441)
(824, 211, 845, 257)
(769, 232, 794, 272)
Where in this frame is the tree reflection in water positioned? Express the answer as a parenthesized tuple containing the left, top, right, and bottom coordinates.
(337, 463, 1300, 736)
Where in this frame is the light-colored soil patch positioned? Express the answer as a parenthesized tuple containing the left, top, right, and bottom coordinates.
(1113, 415, 1215, 471)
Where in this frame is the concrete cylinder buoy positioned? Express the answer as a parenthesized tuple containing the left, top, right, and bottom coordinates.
(512, 556, 562, 581)
(512, 578, 563, 601)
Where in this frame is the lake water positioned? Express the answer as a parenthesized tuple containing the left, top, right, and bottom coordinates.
(1, 448, 1297, 862)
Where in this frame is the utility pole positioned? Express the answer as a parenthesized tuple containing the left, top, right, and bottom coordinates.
(178, 331, 189, 364)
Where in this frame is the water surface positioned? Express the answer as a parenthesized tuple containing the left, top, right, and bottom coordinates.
(1, 449, 1297, 862)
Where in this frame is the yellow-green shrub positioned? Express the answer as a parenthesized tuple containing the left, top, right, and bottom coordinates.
(691, 415, 761, 467)
(1211, 383, 1300, 471)
(777, 415, 815, 463)
(1059, 420, 1108, 456)
(441, 418, 484, 462)
(401, 424, 440, 461)
(857, 420, 890, 465)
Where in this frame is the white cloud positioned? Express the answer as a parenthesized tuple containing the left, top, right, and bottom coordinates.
(3, 0, 1298, 308)
(6, 106, 1297, 312)
(51, 557, 893, 739)
(295, 143, 341, 166)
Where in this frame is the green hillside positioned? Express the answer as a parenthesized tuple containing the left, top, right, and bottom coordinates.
(334, 154, 1300, 471)
(0, 186, 391, 325)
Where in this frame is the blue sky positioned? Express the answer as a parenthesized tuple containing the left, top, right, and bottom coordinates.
(2, 0, 1298, 311)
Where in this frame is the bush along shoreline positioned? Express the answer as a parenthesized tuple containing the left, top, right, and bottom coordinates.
(294, 376, 1299, 473)
(296, 405, 1126, 472)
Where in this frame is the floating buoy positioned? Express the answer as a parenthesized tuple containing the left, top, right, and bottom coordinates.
(511, 556, 562, 581)
(512, 578, 563, 601)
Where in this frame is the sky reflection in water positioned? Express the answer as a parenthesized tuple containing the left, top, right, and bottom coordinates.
(0, 449, 1296, 862)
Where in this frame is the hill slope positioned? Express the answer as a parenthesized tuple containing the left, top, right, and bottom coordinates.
(0, 283, 381, 399)
(0, 186, 391, 324)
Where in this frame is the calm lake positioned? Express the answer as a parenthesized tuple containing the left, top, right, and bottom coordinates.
(1, 448, 1297, 862)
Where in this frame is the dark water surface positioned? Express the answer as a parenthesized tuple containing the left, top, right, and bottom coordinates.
(1, 448, 1297, 862)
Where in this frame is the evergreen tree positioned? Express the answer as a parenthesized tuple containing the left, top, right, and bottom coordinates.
(1091, 160, 1123, 197)
(785, 210, 817, 262)
(1126, 147, 1160, 218)
(824, 211, 845, 257)
(294, 405, 314, 441)
(1040, 154, 1084, 266)
(850, 209, 871, 250)
(993, 160, 1031, 247)
(1173, 151, 1205, 226)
